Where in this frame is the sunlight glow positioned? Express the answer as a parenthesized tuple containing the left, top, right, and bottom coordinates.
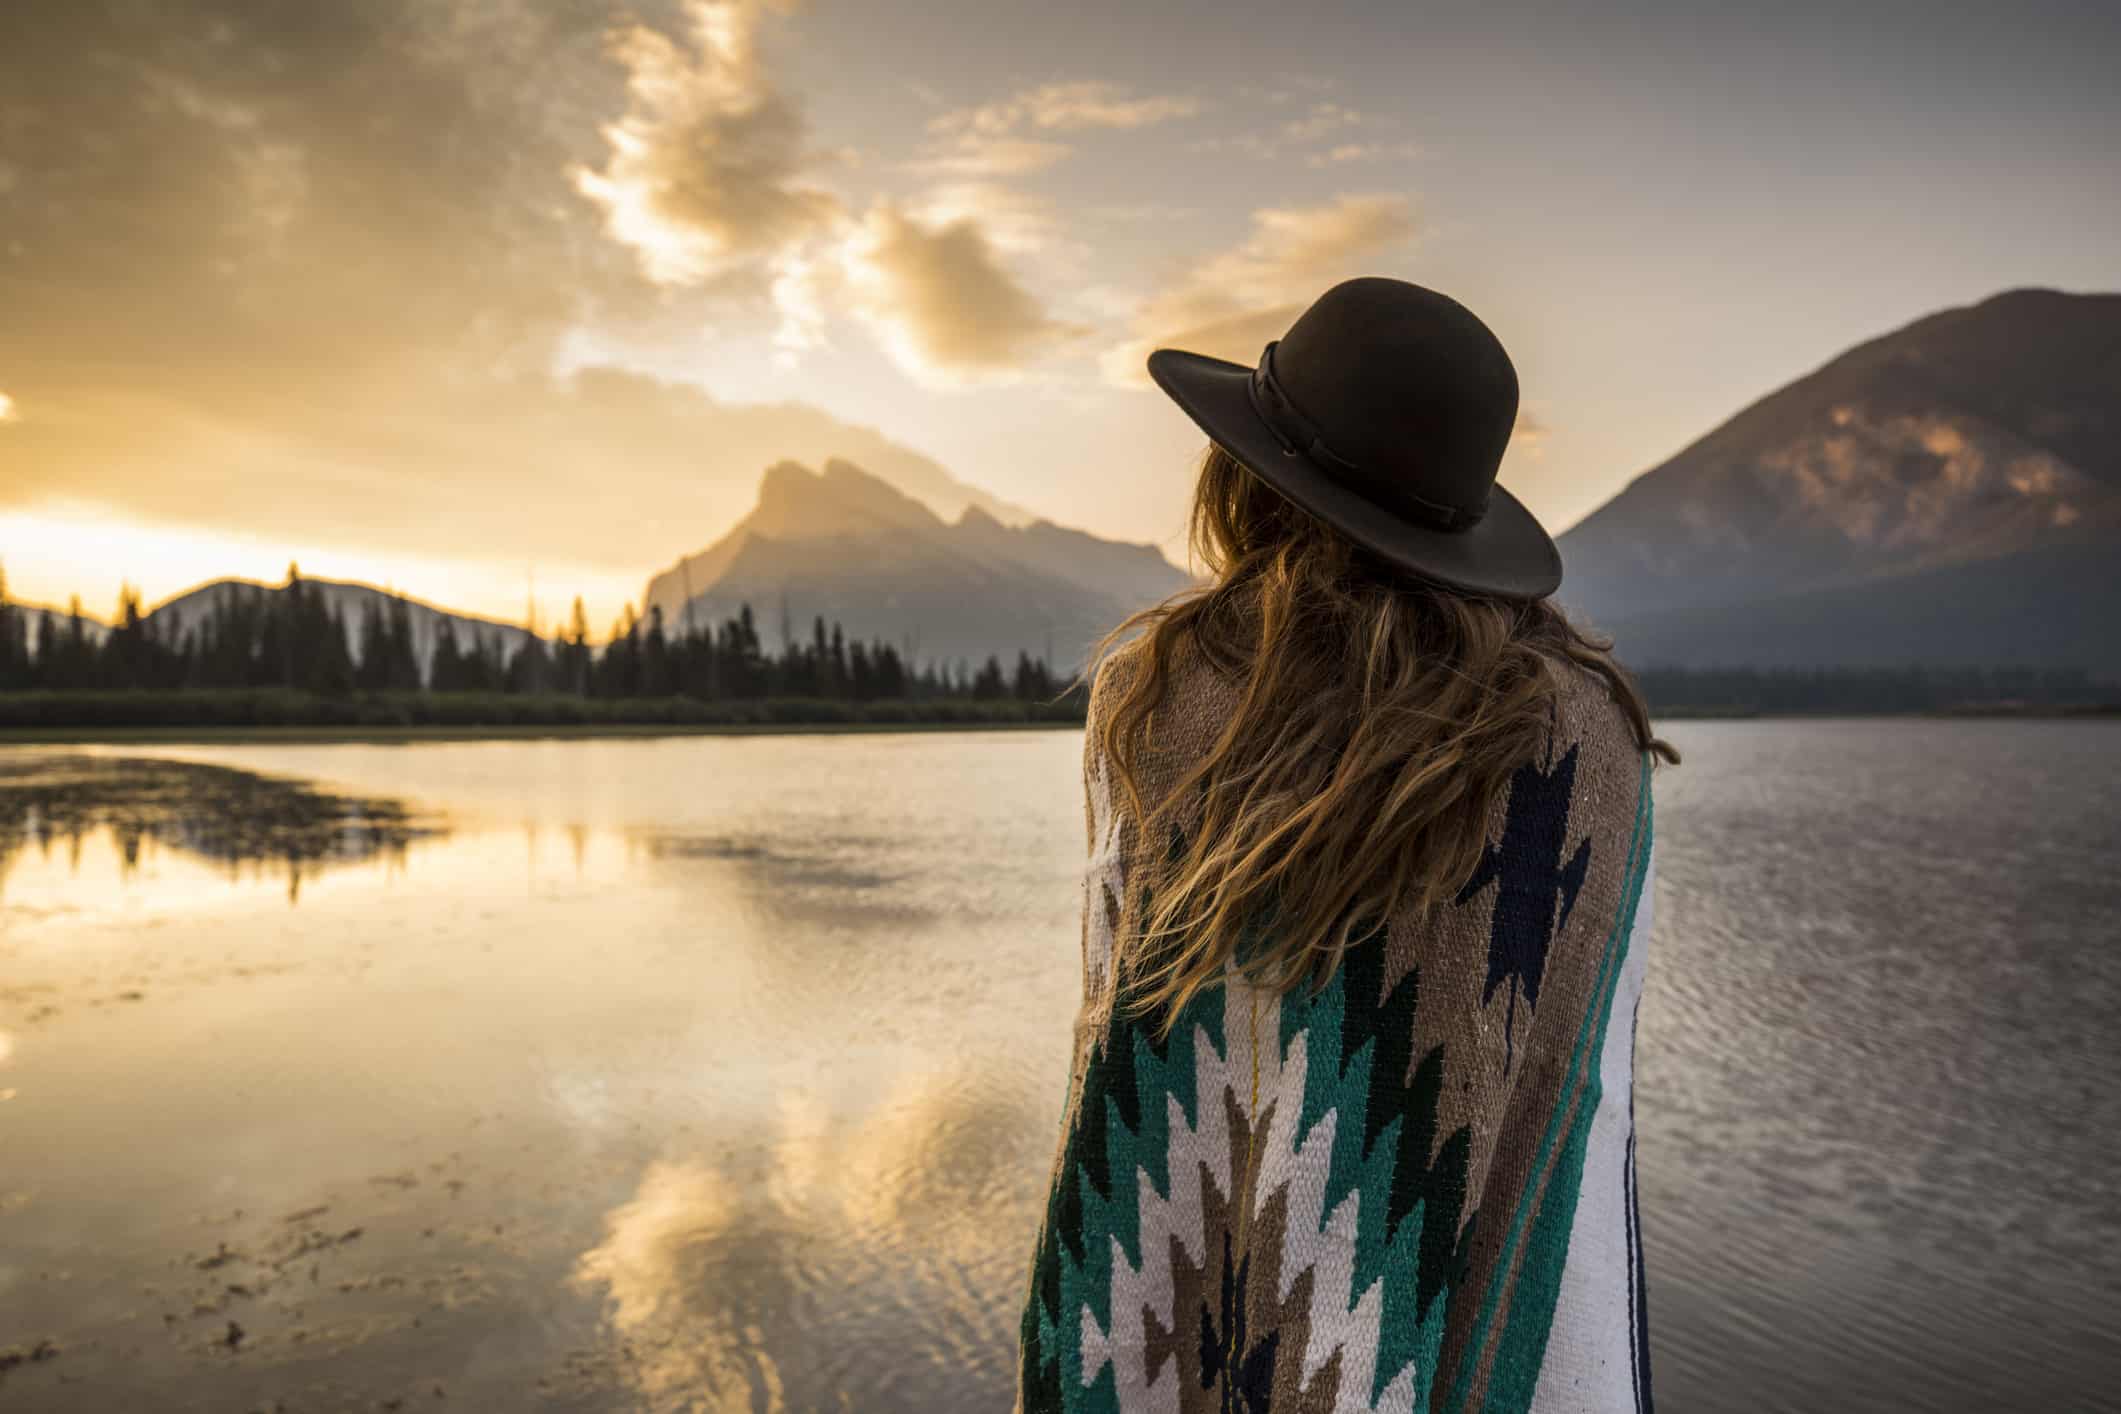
(0, 504, 641, 636)
(0, 391, 17, 423)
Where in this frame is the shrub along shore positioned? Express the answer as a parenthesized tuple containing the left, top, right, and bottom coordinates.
(0, 675, 2112, 741)
(0, 689, 1089, 732)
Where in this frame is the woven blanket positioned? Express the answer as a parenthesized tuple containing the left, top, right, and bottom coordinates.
(1015, 636, 1658, 1413)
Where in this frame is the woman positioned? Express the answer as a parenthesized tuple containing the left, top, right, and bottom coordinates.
(1015, 278, 1678, 1414)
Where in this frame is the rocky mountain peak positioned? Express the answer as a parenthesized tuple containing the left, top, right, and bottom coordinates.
(751, 458, 944, 540)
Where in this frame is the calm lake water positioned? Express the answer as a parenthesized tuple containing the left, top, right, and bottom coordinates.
(1, 722, 2117, 1412)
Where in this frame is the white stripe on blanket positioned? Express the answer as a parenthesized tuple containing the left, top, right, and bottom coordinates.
(1530, 835, 1655, 1412)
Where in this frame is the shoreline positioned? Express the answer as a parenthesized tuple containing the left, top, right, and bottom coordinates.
(0, 718, 1084, 745)
(1, 702, 2115, 745)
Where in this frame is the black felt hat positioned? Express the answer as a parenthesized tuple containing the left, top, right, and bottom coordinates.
(1147, 276, 1561, 599)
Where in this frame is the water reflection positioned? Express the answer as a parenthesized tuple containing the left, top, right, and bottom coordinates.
(2, 726, 2115, 1413)
(0, 754, 438, 904)
(572, 1070, 1044, 1413)
(0, 735, 1083, 1412)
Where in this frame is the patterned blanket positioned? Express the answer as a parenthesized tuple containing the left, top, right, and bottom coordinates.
(1016, 637, 1658, 1413)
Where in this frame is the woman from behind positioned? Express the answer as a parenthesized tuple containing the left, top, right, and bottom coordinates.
(1016, 278, 1678, 1414)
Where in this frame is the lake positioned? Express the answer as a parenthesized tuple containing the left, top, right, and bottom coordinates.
(1, 723, 2116, 1412)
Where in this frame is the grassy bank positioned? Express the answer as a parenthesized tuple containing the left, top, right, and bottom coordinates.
(0, 688, 2112, 745)
(1646, 701, 2121, 721)
(0, 688, 1088, 734)
(0, 720, 1091, 744)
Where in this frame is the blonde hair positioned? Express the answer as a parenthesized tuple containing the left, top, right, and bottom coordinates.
(1072, 441, 1678, 1038)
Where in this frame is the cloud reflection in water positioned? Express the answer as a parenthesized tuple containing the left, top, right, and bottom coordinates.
(573, 1070, 1049, 1413)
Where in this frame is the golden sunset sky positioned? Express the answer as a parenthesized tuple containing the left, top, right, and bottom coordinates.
(3, 0, 2117, 632)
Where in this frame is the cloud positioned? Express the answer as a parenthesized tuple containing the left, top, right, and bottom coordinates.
(765, 181, 1076, 373)
(1188, 99, 1418, 169)
(1180, 132, 1279, 160)
(1307, 141, 1423, 167)
(928, 80, 1200, 137)
(570, 0, 844, 287)
(0, 1, 622, 384)
(1100, 193, 1420, 385)
(903, 134, 1073, 177)
(563, 3, 1085, 384)
(568, 1072, 1047, 1410)
(1237, 76, 1345, 108)
(1281, 101, 1365, 142)
(901, 80, 1198, 180)
(836, 200, 1089, 387)
(902, 182, 1059, 255)
(0, 0, 1086, 607)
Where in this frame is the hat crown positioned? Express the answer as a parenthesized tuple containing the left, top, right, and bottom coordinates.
(1140, 274, 1559, 598)
(1266, 277, 1520, 524)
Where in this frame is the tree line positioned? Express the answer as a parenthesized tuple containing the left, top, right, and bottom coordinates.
(0, 567, 1068, 705)
(1628, 664, 2106, 715)
(0, 568, 2107, 724)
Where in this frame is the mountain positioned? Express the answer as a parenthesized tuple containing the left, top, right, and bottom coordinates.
(1556, 288, 2121, 673)
(146, 577, 536, 677)
(3, 599, 111, 646)
(643, 458, 1198, 677)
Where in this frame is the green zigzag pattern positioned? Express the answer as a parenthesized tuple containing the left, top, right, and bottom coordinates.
(1275, 904, 1472, 1408)
(1021, 818, 1226, 1413)
(1023, 818, 1480, 1412)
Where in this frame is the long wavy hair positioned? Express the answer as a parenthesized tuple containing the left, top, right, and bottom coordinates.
(1069, 441, 1678, 1038)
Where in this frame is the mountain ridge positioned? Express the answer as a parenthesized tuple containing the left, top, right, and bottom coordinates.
(144, 575, 539, 676)
(642, 458, 1196, 675)
(21, 288, 2114, 683)
(1556, 286, 2121, 670)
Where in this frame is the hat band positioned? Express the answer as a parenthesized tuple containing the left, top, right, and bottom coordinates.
(1247, 340, 1488, 534)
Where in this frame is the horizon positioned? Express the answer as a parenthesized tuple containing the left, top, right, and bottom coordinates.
(7, 280, 2105, 642)
(4, 0, 2118, 629)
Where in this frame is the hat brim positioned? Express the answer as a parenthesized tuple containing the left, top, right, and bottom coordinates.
(1147, 347, 1563, 599)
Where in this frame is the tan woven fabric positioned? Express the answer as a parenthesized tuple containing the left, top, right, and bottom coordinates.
(1016, 633, 1658, 1413)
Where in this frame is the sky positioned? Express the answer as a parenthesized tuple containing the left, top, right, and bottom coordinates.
(2, 0, 2117, 632)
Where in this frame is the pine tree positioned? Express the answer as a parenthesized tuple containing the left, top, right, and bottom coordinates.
(29, 609, 55, 690)
(1013, 650, 1053, 701)
(105, 585, 149, 690)
(474, 630, 507, 693)
(876, 642, 906, 698)
(848, 639, 873, 700)
(730, 602, 762, 697)
(506, 631, 552, 695)
(281, 564, 308, 688)
(309, 602, 354, 696)
(603, 605, 641, 697)
(356, 600, 391, 691)
(385, 596, 421, 692)
(429, 620, 463, 692)
(0, 564, 24, 691)
(564, 596, 592, 696)
(643, 606, 670, 696)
